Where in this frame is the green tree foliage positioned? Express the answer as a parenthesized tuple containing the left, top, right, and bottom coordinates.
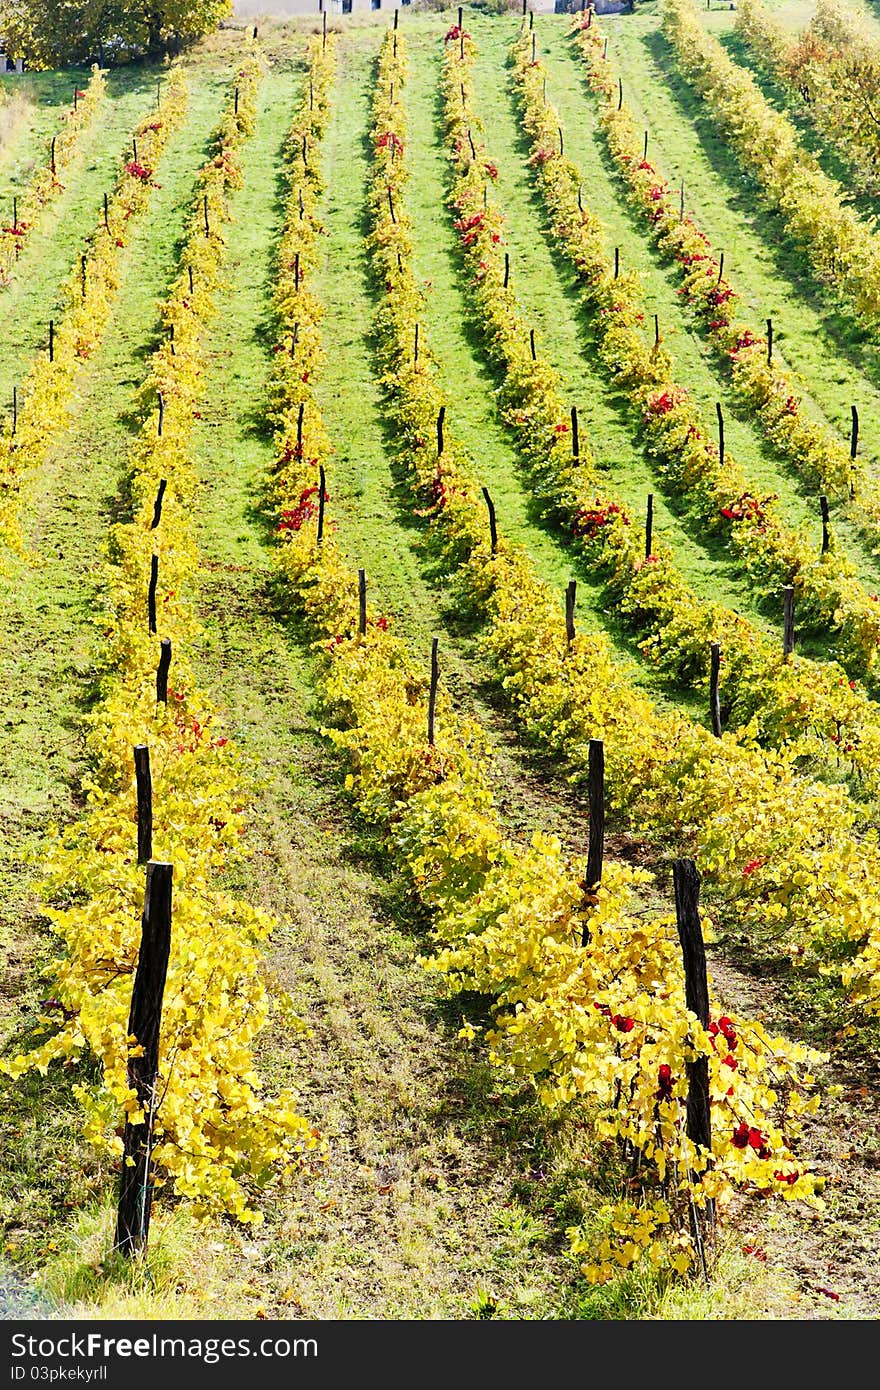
(0, 0, 232, 67)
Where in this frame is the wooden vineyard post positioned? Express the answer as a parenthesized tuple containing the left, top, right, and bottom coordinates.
(151, 479, 167, 530)
(317, 465, 326, 543)
(427, 637, 439, 747)
(679, 179, 684, 221)
(531, 32, 536, 63)
(618, 77, 623, 111)
(565, 578, 576, 645)
(323, 12, 327, 48)
(294, 251, 300, 291)
(716, 402, 724, 471)
(157, 391, 164, 438)
(570, 405, 579, 462)
(132, 137, 138, 165)
(387, 187, 396, 224)
(529, 327, 536, 360)
(503, 252, 510, 289)
(850, 405, 859, 499)
(614, 246, 619, 280)
(578, 185, 583, 214)
(51, 136, 56, 174)
(672, 856, 713, 1269)
(134, 745, 153, 865)
(188, 265, 194, 296)
(709, 642, 721, 737)
(717, 251, 724, 284)
(234, 86, 239, 116)
(48, 320, 54, 362)
(558, 126, 564, 157)
(436, 405, 445, 456)
(482, 486, 498, 553)
(104, 192, 109, 232)
(148, 554, 158, 635)
(81, 253, 87, 298)
(12, 386, 18, 436)
(645, 493, 653, 559)
(783, 586, 795, 657)
(358, 569, 367, 636)
(203, 194, 210, 237)
(643, 130, 648, 162)
(581, 738, 604, 945)
(820, 494, 830, 555)
(766, 317, 773, 367)
(414, 321, 419, 363)
(654, 314, 660, 350)
(114, 860, 173, 1257)
(297, 402, 304, 453)
(156, 639, 171, 704)
(299, 187, 305, 221)
(13, 196, 17, 232)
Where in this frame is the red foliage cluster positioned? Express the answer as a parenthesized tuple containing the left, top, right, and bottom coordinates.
(575, 498, 629, 539)
(647, 389, 684, 417)
(277, 484, 325, 533)
(453, 211, 485, 246)
(719, 492, 773, 527)
(732, 1122, 771, 1159)
(125, 160, 153, 182)
(655, 1064, 674, 1101)
(376, 130, 403, 154)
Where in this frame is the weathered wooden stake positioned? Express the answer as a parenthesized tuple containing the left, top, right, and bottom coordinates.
(503, 251, 510, 289)
(157, 391, 164, 437)
(291, 322, 299, 356)
(394, 7, 398, 29)
(203, 194, 210, 237)
(645, 492, 653, 559)
(436, 405, 445, 455)
(679, 178, 685, 221)
(156, 639, 171, 704)
(643, 129, 648, 162)
(13, 196, 17, 231)
(414, 321, 419, 362)
(297, 402, 304, 452)
(188, 265, 194, 296)
(358, 569, 367, 636)
(51, 136, 56, 174)
(294, 251, 300, 291)
(387, 186, 396, 224)
(317, 464, 326, 543)
(12, 386, 17, 435)
(234, 86, 239, 115)
(565, 578, 576, 644)
(614, 246, 619, 279)
(80, 253, 87, 298)
(529, 9, 534, 30)
(151, 479, 166, 530)
(529, 327, 536, 360)
(104, 191, 109, 232)
(467, 128, 476, 161)
(672, 858, 711, 1154)
(427, 636, 439, 746)
(654, 313, 660, 348)
(618, 77, 623, 111)
(48, 320, 54, 362)
(134, 745, 153, 865)
(783, 585, 795, 657)
(482, 486, 498, 553)
(717, 251, 724, 283)
(766, 317, 773, 366)
(132, 136, 138, 165)
(323, 11, 328, 47)
(709, 642, 721, 737)
(716, 401, 724, 470)
(578, 184, 583, 213)
(558, 125, 564, 156)
(74, 87, 78, 111)
(851, 404, 859, 462)
(603, 36, 608, 59)
(531, 32, 536, 63)
(820, 494, 830, 554)
(571, 404, 579, 461)
(114, 860, 173, 1257)
(581, 738, 605, 945)
(302, 132, 308, 168)
(148, 554, 158, 635)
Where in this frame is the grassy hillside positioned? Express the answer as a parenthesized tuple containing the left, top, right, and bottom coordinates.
(1, 4, 879, 1322)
